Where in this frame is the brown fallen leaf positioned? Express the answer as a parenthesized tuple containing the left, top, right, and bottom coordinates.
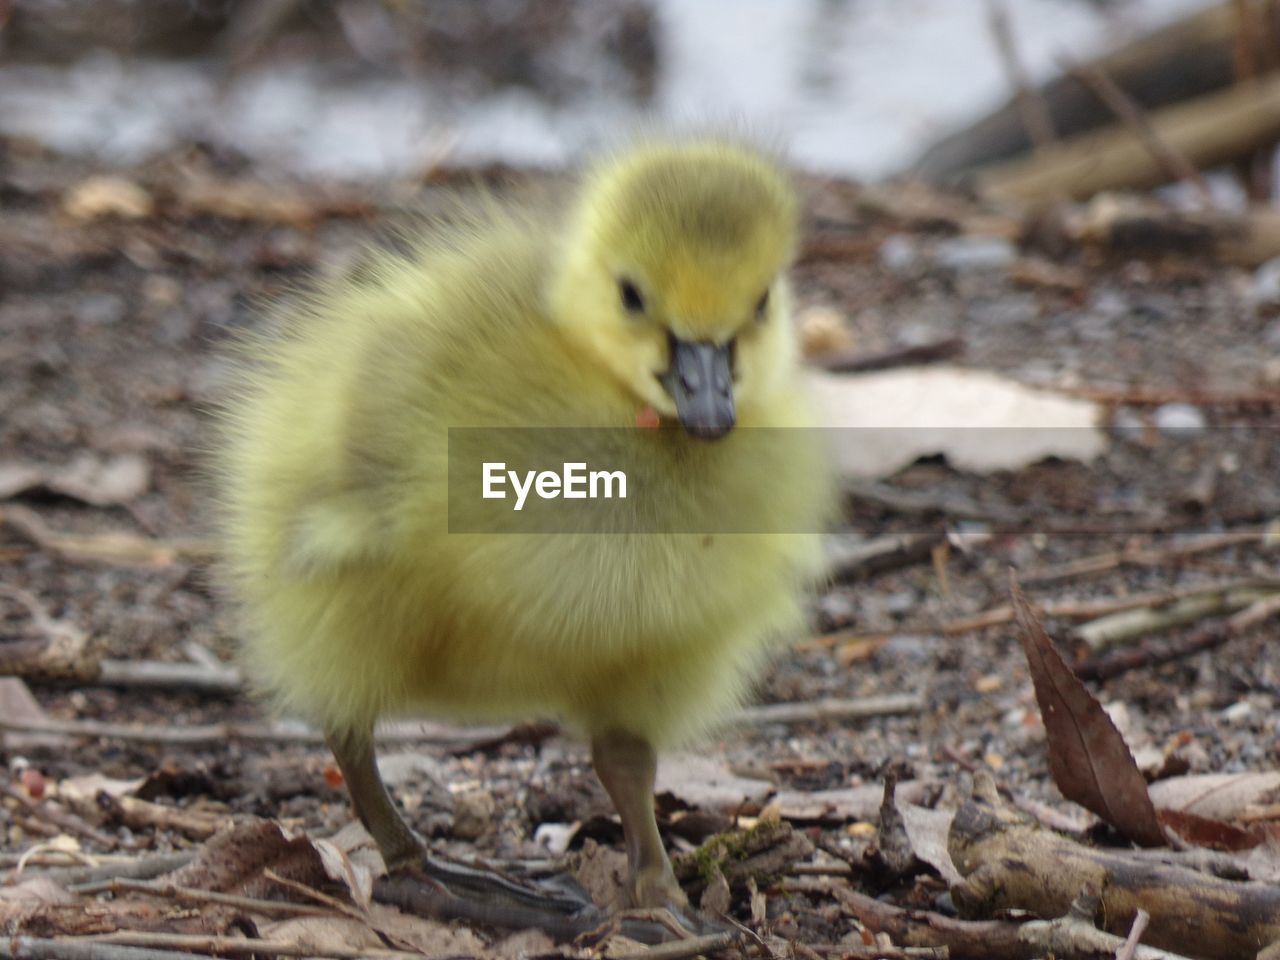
(1157, 808, 1261, 852)
(1009, 569, 1165, 847)
(1149, 772, 1280, 821)
(0, 678, 63, 749)
(654, 753, 774, 813)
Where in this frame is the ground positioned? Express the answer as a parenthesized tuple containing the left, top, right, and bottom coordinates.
(2, 134, 1279, 957)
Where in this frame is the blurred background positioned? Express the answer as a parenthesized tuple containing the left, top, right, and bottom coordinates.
(0, 0, 1217, 181)
(7, 6, 1280, 958)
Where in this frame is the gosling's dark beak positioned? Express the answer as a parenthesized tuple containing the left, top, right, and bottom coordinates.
(659, 337, 735, 440)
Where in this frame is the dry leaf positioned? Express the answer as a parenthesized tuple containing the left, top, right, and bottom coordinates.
(257, 916, 382, 953)
(700, 870, 732, 915)
(655, 753, 774, 812)
(1149, 773, 1280, 821)
(313, 837, 374, 908)
(899, 804, 961, 885)
(772, 780, 936, 824)
(1158, 809, 1261, 852)
(807, 366, 1105, 478)
(0, 677, 64, 749)
(1010, 571, 1165, 847)
(572, 839, 628, 909)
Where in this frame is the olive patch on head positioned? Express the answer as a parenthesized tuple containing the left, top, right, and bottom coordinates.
(619, 278, 646, 315)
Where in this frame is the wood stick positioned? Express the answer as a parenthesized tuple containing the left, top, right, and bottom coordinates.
(988, 1, 1058, 149)
(613, 932, 738, 960)
(43, 852, 195, 888)
(0, 505, 213, 567)
(0, 939, 207, 960)
(1118, 909, 1153, 960)
(835, 887, 1194, 960)
(941, 576, 1280, 634)
(914, 2, 1244, 180)
(979, 71, 1280, 203)
(739, 695, 924, 726)
(1, 783, 122, 850)
(807, 336, 965, 374)
(71, 933, 420, 959)
(75, 878, 331, 917)
(949, 774, 1280, 960)
(1019, 529, 1269, 586)
(1063, 57, 1214, 205)
(0, 716, 525, 747)
(96, 659, 242, 695)
(1072, 587, 1278, 651)
(1074, 591, 1280, 680)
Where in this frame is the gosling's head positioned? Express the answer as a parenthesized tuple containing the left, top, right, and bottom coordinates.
(550, 140, 800, 440)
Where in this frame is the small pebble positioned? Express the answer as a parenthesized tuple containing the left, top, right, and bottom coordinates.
(1251, 256, 1280, 305)
(1153, 402, 1207, 437)
(1220, 700, 1252, 723)
(934, 235, 1016, 272)
(879, 234, 919, 273)
(1110, 406, 1146, 441)
(75, 292, 126, 327)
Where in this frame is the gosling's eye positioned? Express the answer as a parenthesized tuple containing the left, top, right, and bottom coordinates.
(755, 289, 770, 320)
(619, 278, 646, 315)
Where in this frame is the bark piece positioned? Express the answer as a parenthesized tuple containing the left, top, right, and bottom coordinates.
(948, 774, 1280, 960)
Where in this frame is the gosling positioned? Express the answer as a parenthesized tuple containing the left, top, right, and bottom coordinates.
(214, 138, 835, 911)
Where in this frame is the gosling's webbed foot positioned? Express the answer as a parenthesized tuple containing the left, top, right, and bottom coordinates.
(376, 857, 606, 941)
(626, 863, 688, 911)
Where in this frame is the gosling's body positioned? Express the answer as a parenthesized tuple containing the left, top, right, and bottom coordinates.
(216, 140, 834, 907)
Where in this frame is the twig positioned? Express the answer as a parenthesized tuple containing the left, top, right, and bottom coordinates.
(1117, 909, 1152, 960)
(1064, 57, 1214, 206)
(845, 480, 1021, 524)
(943, 576, 1280, 635)
(44, 852, 195, 888)
(808, 337, 965, 374)
(0, 505, 213, 567)
(1058, 382, 1280, 408)
(71, 933, 421, 959)
(76, 877, 330, 917)
(1019, 529, 1269, 586)
(946, 588, 1177, 635)
(989, 1, 1057, 149)
(264, 868, 373, 922)
(96, 659, 242, 695)
(0, 586, 241, 692)
(0, 938, 205, 960)
(95, 794, 230, 841)
(612, 932, 738, 960)
(836, 886, 1196, 960)
(0, 584, 97, 683)
(829, 530, 949, 583)
(1075, 592, 1280, 681)
(0, 716, 527, 747)
(1, 783, 122, 850)
(738, 695, 923, 726)
(1072, 587, 1279, 652)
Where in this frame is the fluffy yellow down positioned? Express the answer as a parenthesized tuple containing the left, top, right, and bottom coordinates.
(212, 138, 836, 747)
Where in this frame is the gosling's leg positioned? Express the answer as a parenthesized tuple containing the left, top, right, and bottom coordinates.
(591, 730, 687, 910)
(326, 727, 424, 870)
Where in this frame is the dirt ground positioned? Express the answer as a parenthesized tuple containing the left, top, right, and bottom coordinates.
(3, 134, 1280, 958)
